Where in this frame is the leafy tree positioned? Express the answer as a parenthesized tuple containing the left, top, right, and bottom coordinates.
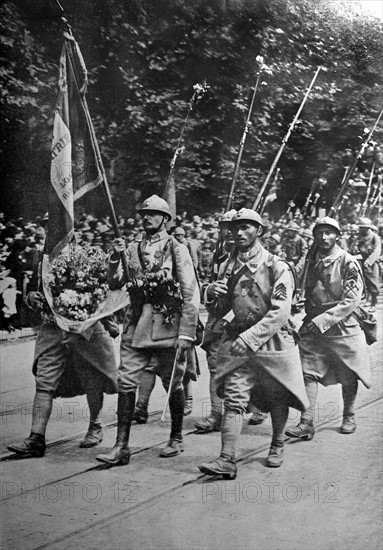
(1, 0, 382, 220)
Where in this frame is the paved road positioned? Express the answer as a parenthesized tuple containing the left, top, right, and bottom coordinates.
(0, 305, 382, 550)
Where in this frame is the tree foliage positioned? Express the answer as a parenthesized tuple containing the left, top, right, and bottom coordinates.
(1, 0, 382, 219)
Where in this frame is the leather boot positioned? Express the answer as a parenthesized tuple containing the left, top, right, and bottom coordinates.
(96, 392, 135, 465)
(266, 445, 284, 468)
(7, 391, 52, 457)
(133, 369, 156, 423)
(194, 414, 222, 432)
(7, 432, 46, 457)
(133, 403, 148, 424)
(79, 423, 103, 448)
(199, 457, 237, 480)
(340, 415, 356, 434)
(80, 388, 104, 447)
(159, 388, 185, 457)
(159, 438, 184, 457)
(285, 421, 315, 440)
(183, 379, 193, 416)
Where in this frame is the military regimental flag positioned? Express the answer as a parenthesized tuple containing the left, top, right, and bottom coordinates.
(45, 31, 102, 261)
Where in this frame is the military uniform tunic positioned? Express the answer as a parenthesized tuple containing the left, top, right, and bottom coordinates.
(299, 245, 371, 387)
(206, 242, 308, 413)
(108, 228, 200, 393)
(281, 234, 307, 278)
(357, 230, 381, 298)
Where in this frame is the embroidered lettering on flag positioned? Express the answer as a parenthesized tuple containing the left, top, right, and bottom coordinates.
(44, 32, 102, 262)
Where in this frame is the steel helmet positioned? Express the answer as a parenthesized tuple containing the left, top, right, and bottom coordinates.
(137, 195, 172, 221)
(269, 233, 281, 243)
(313, 216, 340, 235)
(358, 217, 372, 228)
(231, 208, 265, 234)
(219, 209, 237, 224)
(286, 221, 301, 232)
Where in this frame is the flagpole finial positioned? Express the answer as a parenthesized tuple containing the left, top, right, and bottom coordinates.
(60, 17, 72, 35)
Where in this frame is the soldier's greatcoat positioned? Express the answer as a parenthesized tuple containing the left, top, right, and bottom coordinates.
(206, 243, 309, 412)
(299, 245, 371, 388)
(357, 230, 381, 295)
(281, 234, 307, 277)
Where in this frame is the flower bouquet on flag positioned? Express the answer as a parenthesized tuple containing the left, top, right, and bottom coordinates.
(42, 245, 129, 335)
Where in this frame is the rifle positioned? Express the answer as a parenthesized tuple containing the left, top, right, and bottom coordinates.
(259, 168, 280, 215)
(360, 162, 376, 217)
(366, 176, 382, 217)
(296, 243, 318, 304)
(329, 106, 383, 216)
(163, 82, 209, 200)
(252, 66, 322, 211)
(225, 75, 261, 211)
(301, 183, 316, 217)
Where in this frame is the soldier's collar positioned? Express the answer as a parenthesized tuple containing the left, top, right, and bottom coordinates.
(315, 245, 343, 267)
(237, 242, 268, 273)
(144, 228, 169, 244)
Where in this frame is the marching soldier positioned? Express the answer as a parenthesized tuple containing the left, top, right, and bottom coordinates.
(281, 221, 307, 279)
(286, 217, 371, 441)
(96, 195, 200, 465)
(198, 209, 308, 479)
(357, 218, 381, 312)
(7, 284, 118, 457)
(195, 209, 237, 433)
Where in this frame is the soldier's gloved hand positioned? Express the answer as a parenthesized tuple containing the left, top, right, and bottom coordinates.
(230, 337, 249, 357)
(110, 237, 126, 261)
(26, 291, 45, 310)
(176, 338, 192, 361)
(206, 280, 228, 300)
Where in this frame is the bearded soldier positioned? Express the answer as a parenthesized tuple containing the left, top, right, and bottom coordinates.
(198, 209, 308, 479)
(286, 217, 371, 441)
(96, 195, 199, 465)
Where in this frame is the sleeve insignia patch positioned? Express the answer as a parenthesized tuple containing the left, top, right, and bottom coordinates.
(346, 266, 359, 283)
(274, 282, 287, 300)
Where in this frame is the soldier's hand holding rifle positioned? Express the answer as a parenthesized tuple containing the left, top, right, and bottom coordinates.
(111, 237, 126, 259)
(206, 280, 228, 299)
(207, 280, 250, 357)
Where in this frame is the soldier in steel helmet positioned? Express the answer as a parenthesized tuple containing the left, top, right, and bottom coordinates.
(281, 221, 308, 279)
(194, 209, 237, 433)
(199, 209, 308, 479)
(357, 217, 381, 312)
(286, 217, 371, 441)
(96, 195, 200, 465)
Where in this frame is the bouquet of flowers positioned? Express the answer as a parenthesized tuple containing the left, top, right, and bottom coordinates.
(46, 245, 108, 321)
(127, 269, 183, 325)
(43, 245, 130, 334)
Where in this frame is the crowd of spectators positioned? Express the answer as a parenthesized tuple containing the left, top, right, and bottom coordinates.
(1, 206, 382, 332)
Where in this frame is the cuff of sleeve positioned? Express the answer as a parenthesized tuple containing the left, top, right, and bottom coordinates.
(179, 335, 194, 341)
(239, 332, 260, 353)
(312, 317, 329, 334)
